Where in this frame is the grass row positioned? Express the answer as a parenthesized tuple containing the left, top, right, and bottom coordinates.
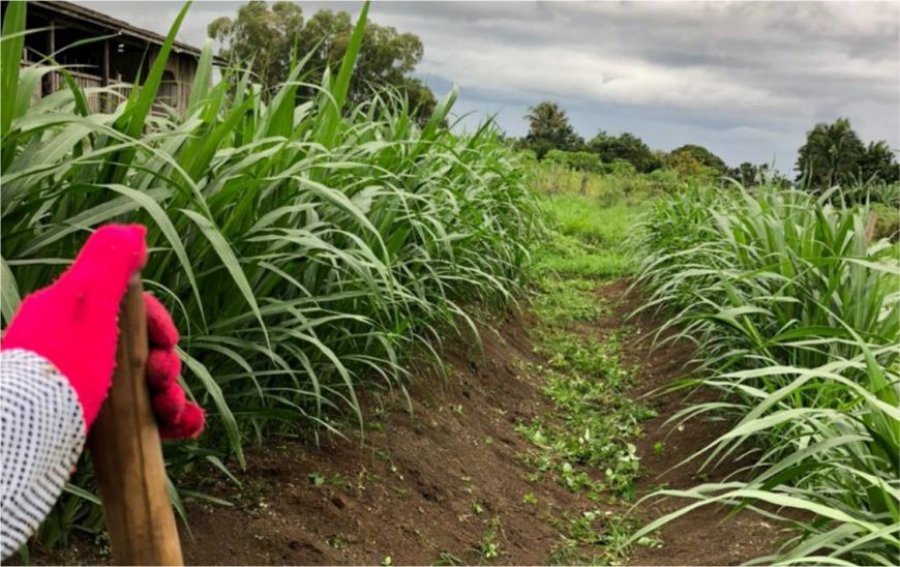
(630, 185, 900, 565)
(2, 2, 537, 547)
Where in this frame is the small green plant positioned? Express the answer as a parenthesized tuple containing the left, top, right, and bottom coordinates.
(478, 520, 502, 562)
(327, 535, 345, 549)
(549, 511, 640, 565)
(523, 492, 538, 505)
(480, 541, 500, 561)
(307, 472, 351, 490)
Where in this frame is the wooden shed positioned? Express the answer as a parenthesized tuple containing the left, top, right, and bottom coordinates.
(8, 0, 206, 114)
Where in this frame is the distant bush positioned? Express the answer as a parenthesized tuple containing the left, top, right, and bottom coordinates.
(601, 159, 637, 177)
(544, 149, 602, 173)
(871, 203, 900, 241)
(518, 148, 539, 164)
(645, 168, 682, 191)
(527, 158, 690, 206)
(841, 181, 900, 207)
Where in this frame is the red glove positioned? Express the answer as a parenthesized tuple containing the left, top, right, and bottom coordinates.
(144, 292, 204, 439)
(2, 224, 204, 438)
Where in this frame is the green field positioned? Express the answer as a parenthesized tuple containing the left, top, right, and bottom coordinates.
(2, 2, 899, 565)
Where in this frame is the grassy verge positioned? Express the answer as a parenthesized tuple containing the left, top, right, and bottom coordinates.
(535, 193, 645, 279)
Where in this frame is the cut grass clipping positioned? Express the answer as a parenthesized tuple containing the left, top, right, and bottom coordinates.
(523, 278, 655, 501)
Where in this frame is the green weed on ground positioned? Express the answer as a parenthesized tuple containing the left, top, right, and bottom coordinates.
(519, 277, 655, 503)
(531, 278, 606, 324)
(548, 510, 660, 566)
(522, 276, 658, 564)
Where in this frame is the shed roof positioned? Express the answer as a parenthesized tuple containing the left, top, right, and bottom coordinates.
(30, 0, 205, 56)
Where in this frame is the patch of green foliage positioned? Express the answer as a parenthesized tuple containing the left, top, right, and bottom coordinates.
(531, 278, 604, 324)
(477, 517, 503, 562)
(534, 231, 632, 279)
(548, 510, 660, 566)
(871, 202, 900, 241)
(539, 195, 637, 246)
(519, 279, 654, 500)
(533, 193, 643, 279)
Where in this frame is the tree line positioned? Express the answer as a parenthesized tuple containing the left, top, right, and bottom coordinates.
(517, 101, 899, 189)
(208, 1, 437, 122)
(205, 4, 897, 190)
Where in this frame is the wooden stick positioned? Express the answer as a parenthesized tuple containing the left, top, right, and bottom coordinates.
(88, 276, 184, 566)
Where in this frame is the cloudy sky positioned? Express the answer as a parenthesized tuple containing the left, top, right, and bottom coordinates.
(76, 1, 899, 170)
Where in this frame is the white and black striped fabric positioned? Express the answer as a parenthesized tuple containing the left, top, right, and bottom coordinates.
(1, 349, 85, 559)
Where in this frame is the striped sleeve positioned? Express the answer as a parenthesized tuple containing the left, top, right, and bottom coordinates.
(1, 349, 86, 560)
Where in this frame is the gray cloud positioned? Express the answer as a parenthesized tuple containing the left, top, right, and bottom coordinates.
(74, 1, 899, 169)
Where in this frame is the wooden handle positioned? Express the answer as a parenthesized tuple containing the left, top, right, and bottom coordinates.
(88, 277, 184, 566)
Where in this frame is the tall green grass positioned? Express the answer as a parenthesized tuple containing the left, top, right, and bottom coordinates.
(1, 1, 536, 545)
(535, 194, 641, 278)
(630, 185, 900, 565)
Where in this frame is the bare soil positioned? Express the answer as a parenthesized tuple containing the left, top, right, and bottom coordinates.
(26, 280, 787, 566)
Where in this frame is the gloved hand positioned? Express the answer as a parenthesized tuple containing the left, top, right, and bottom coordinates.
(144, 292, 204, 438)
(1, 224, 204, 438)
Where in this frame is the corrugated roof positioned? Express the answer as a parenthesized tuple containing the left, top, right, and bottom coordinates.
(30, 0, 204, 56)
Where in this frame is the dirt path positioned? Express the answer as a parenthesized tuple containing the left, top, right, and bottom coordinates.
(27, 280, 786, 566)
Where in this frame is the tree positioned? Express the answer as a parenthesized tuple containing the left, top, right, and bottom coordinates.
(208, 1, 436, 120)
(728, 162, 770, 187)
(665, 151, 712, 178)
(523, 101, 582, 158)
(208, 1, 303, 93)
(668, 144, 728, 175)
(795, 118, 866, 189)
(859, 141, 899, 184)
(587, 131, 661, 173)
